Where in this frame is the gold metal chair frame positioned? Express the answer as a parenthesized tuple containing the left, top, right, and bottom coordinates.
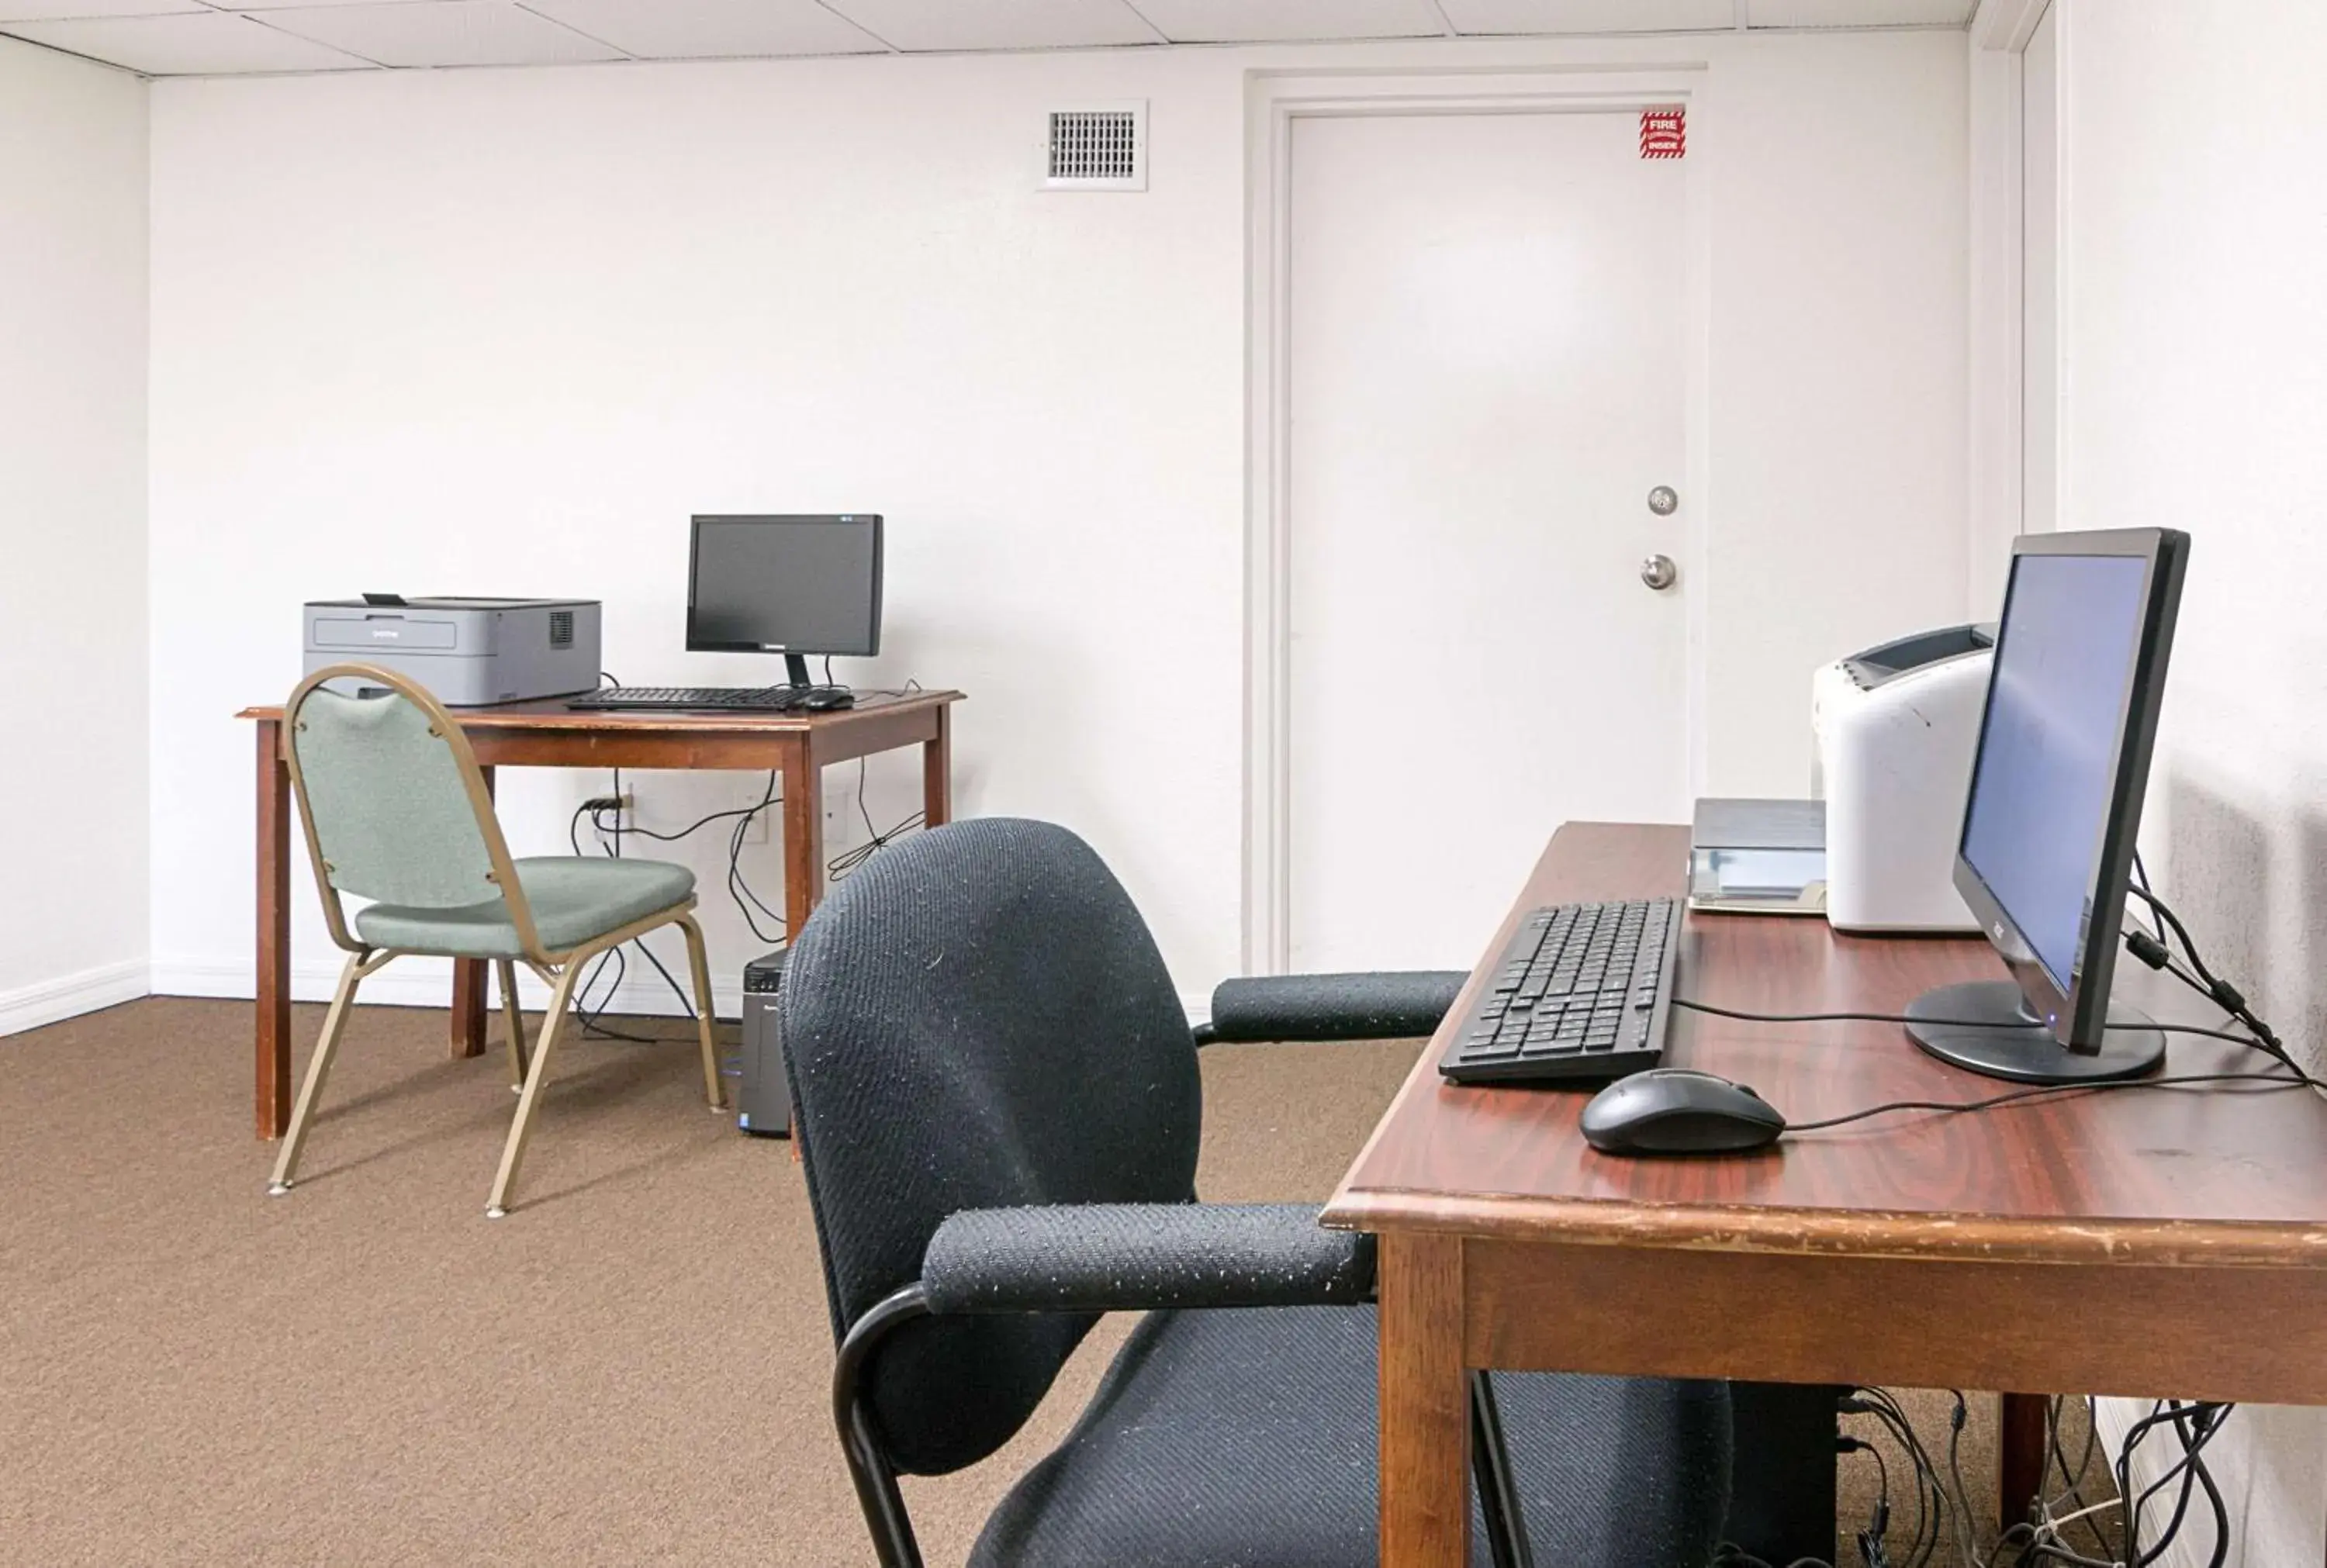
(268, 663, 724, 1218)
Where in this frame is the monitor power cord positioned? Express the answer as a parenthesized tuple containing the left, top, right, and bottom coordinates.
(2118, 882, 2291, 1069)
(1665, 994, 2318, 1129)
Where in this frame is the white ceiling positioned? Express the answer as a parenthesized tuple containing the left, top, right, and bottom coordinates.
(0, 0, 1978, 78)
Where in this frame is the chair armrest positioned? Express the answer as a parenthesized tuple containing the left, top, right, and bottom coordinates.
(1198, 971, 1468, 1045)
(919, 1203, 1375, 1314)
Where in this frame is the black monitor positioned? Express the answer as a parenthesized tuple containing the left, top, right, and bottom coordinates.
(1905, 527, 2189, 1085)
(686, 514, 883, 688)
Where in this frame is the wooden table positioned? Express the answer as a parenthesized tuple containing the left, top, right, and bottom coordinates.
(238, 689, 961, 1139)
(1325, 822, 2327, 1567)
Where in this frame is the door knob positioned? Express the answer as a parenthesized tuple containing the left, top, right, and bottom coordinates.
(1640, 554, 1679, 591)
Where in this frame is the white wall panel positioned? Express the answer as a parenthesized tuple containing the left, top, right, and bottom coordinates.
(0, 37, 150, 1033)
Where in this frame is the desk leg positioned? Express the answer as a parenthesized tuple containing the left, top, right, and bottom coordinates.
(922, 704, 952, 828)
(1380, 1231, 1471, 1568)
(448, 766, 493, 1059)
(783, 742, 824, 943)
(2000, 1392, 2049, 1529)
(255, 719, 292, 1140)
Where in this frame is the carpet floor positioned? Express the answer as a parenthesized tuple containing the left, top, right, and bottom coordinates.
(1, 997, 2111, 1566)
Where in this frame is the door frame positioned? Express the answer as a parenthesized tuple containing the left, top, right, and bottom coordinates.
(1241, 65, 1714, 974)
(1967, 0, 2066, 606)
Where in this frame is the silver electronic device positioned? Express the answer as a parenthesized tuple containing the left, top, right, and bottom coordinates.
(737, 949, 793, 1138)
(303, 596, 601, 706)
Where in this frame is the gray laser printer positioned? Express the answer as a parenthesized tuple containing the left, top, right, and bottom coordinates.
(303, 595, 602, 706)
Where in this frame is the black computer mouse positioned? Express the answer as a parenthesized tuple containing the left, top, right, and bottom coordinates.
(1580, 1068, 1787, 1155)
(801, 688, 856, 711)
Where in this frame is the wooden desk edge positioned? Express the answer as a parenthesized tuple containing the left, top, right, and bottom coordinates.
(1323, 1185, 2327, 1271)
(235, 689, 965, 727)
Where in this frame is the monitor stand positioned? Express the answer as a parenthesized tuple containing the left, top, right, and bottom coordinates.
(780, 654, 813, 691)
(1905, 981, 2166, 1084)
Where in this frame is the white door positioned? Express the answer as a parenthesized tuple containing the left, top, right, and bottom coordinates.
(1287, 109, 1691, 972)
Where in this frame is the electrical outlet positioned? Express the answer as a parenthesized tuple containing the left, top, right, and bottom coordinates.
(580, 793, 634, 831)
(741, 790, 771, 844)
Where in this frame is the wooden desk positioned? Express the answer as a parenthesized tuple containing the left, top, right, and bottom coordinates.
(237, 689, 962, 1140)
(1324, 822, 2327, 1567)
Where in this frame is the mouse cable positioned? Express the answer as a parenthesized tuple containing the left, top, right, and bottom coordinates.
(1776, 1069, 2307, 1134)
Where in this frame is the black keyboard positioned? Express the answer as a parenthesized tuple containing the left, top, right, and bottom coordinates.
(566, 686, 849, 713)
(1437, 898, 1682, 1086)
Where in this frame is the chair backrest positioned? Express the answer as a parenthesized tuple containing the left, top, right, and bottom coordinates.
(782, 817, 1202, 1477)
(284, 665, 531, 947)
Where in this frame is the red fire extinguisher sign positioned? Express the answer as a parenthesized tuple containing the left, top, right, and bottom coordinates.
(1640, 108, 1686, 160)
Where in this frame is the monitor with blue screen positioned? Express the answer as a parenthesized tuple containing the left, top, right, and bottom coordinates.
(1904, 527, 2189, 1085)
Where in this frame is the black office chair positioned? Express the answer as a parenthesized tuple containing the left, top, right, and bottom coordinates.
(1194, 903, 1842, 1564)
(1197, 968, 1470, 1045)
(782, 817, 1732, 1568)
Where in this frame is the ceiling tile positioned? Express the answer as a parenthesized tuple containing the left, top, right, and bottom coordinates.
(518, 0, 888, 59)
(207, 0, 460, 8)
(1747, 0, 1970, 22)
(255, 1, 626, 66)
(1131, 0, 1444, 43)
(0, 9, 375, 68)
(0, 0, 200, 19)
(1438, 0, 1735, 33)
(819, 0, 1160, 52)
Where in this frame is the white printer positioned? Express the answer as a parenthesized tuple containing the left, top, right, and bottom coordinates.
(303, 596, 602, 706)
(1810, 624, 1994, 933)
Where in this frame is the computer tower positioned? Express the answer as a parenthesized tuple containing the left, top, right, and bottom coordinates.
(738, 950, 792, 1138)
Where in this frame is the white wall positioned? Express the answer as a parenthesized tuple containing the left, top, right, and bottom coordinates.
(2052, 2, 2327, 1560)
(0, 40, 149, 1036)
(145, 29, 1967, 1011)
(1702, 32, 1969, 793)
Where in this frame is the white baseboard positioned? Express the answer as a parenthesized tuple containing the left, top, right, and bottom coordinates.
(0, 959, 151, 1038)
(154, 958, 1214, 1031)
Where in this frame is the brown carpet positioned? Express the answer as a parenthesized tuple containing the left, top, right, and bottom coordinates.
(1, 997, 2102, 1566)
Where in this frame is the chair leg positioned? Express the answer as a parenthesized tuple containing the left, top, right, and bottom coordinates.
(495, 958, 527, 1092)
(268, 951, 379, 1194)
(676, 914, 724, 1111)
(1471, 1371, 1536, 1568)
(485, 956, 584, 1219)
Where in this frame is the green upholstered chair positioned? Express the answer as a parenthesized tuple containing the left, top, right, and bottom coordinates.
(268, 662, 724, 1218)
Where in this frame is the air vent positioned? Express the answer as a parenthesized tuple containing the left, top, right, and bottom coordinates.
(548, 609, 574, 648)
(1045, 102, 1146, 192)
